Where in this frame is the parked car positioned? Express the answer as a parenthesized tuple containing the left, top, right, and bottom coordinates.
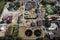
(37, 20, 43, 26)
(51, 17, 58, 21)
(31, 22, 37, 27)
(17, 16, 22, 24)
(7, 16, 13, 21)
(2, 17, 7, 21)
(6, 16, 13, 24)
(2, 16, 13, 24)
(54, 2, 60, 13)
(24, 11, 29, 15)
(44, 23, 58, 31)
(0, 21, 4, 24)
(58, 21, 60, 27)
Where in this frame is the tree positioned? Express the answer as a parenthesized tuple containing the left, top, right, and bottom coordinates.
(45, 16, 51, 27)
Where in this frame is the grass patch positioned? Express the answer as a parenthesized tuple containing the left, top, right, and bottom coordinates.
(0, 1, 6, 16)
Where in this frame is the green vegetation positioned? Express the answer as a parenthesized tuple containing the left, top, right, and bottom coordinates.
(46, 4, 54, 14)
(5, 27, 19, 37)
(5, 26, 23, 40)
(0, 1, 6, 16)
(0, 37, 23, 40)
(8, 2, 20, 11)
(14, 2, 20, 10)
(45, 16, 51, 27)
